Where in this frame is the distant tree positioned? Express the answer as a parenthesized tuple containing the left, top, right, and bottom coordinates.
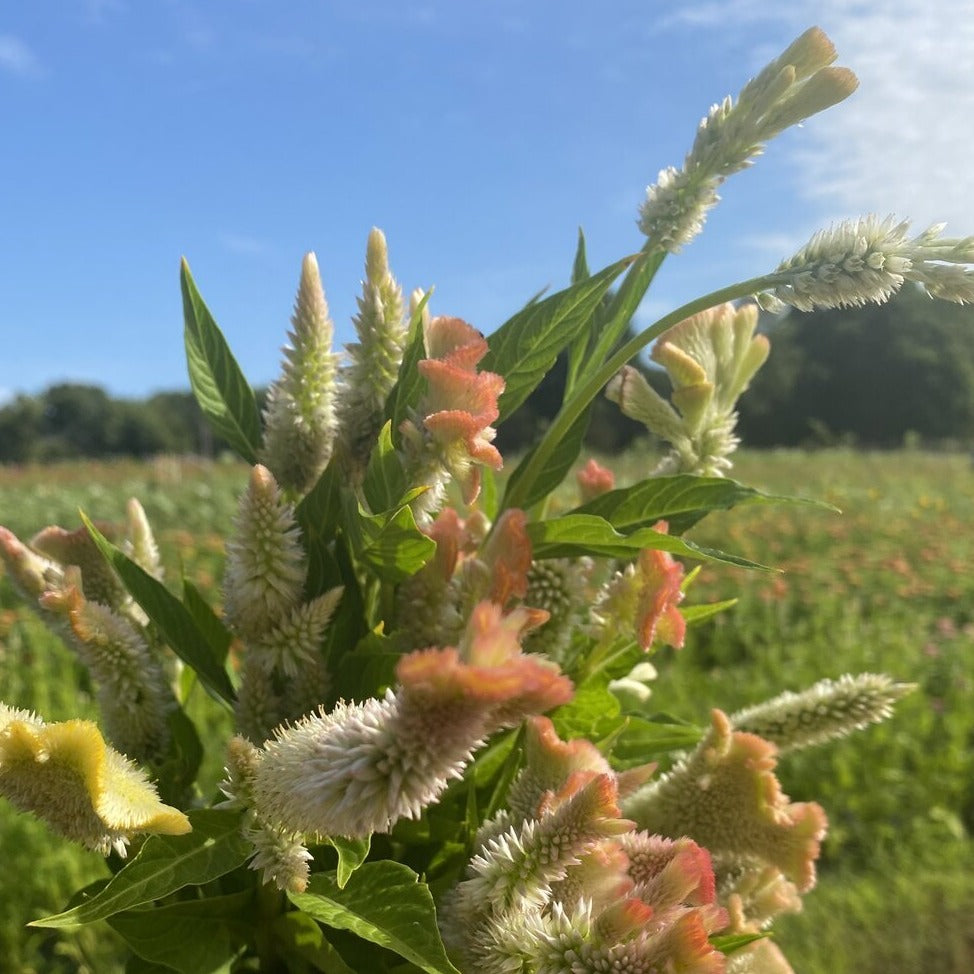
(0, 394, 43, 463)
(739, 285, 974, 446)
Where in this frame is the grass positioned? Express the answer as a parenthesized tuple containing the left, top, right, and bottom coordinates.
(2, 449, 973, 972)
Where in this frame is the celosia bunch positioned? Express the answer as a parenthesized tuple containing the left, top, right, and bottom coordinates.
(0, 25, 945, 974)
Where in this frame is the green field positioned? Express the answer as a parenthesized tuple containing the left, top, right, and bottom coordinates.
(1, 450, 973, 973)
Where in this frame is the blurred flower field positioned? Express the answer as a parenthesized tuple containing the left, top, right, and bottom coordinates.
(1, 448, 973, 972)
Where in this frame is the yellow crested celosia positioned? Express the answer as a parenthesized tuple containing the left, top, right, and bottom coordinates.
(0, 703, 190, 856)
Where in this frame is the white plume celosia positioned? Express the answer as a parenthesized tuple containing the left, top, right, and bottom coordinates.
(730, 672, 915, 755)
(639, 27, 857, 252)
(261, 252, 339, 495)
(337, 227, 407, 476)
(764, 216, 974, 311)
(222, 464, 306, 642)
(606, 302, 769, 477)
(39, 568, 173, 762)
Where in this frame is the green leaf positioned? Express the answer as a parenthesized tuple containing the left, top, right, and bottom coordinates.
(329, 835, 371, 889)
(181, 258, 262, 463)
(31, 809, 251, 929)
(154, 705, 204, 806)
(182, 578, 233, 665)
(571, 226, 590, 284)
(482, 254, 634, 420)
(711, 931, 772, 954)
(343, 495, 435, 583)
(573, 474, 832, 535)
(81, 513, 236, 706)
(682, 599, 738, 624)
(363, 421, 408, 513)
(107, 891, 253, 974)
(502, 404, 591, 512)
(275, 912, 357, 974)
(608, 717, 704, 765)
(386, 288, 433, 433)
(550, 678, 622, 743)
(526, 514, 773, 569)
(289, 862, 461, 974)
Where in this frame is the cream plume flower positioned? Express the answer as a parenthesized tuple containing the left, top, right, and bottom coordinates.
(639, 27, 857, 253)
(248, 602, 570, 842)
(0, 703, 189, 856)
(764, 216, 974, 310)
(261, 252, 339, 495)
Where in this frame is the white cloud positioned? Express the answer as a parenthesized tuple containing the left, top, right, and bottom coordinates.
(219, 233, 268, 256)
(0, 35, 42, 78)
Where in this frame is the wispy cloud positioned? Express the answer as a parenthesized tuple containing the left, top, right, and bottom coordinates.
(219, 233, 269, 256)
(0, 35, 43, 78)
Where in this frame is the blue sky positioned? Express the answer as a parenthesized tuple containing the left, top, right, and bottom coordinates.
(2, 0, 972, 402)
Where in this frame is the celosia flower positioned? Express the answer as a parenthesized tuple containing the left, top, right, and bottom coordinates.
(576, 457, 615, 502)
(247, 602, 570, 843)
(623, 709, 827, 891)
(607, 303, 769, 477)
(123, 498, 163, 582)
(478, 509, 532, 606)
(0, 526, 64, 603)
(639, 27, 857, 252)
(0, 703, 189, 856)
(730, 672, 915, 755)
(764, 216, 974, 311)
(400, 316, 505, 514)
(608, 660, 659, 709)
(261, 252, 339, 495)
(337, 227, 407, 476)
(521, 556, 594, 662)
(223, 464, 306, 642)
(31, 522, 128, 610)
(40, 569, 173, 762)
(591, 521, 686, 652)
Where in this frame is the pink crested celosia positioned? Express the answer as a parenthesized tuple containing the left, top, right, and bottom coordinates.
(401, 315, 505, 507)
(577, 457, 616, 502)
(636, 522, 687, 651)
(478, 508, 532, 606)
(248, 601, 571, 841)
(0, 526, 63, 603)
(623, 709, 827, 892)
(31, 522, 127, 609)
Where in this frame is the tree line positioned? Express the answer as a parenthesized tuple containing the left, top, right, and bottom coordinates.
(2, 284, 974, 464)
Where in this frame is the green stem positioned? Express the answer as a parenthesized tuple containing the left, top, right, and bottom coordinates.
(502, 274, 775, 513)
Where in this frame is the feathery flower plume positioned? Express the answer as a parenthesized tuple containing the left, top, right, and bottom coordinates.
(591, 521, 686, 652)
(40, 568, 174, 761)
(521, 556, 594, 662)
(248, 602, 569, 843)
(337, 228, 407, 477)
(0, 702, 189, 856)
(0, 526, 64, 603)
(399, 316, 505, 517)
(607, 303, 769, 477)
(123, 498, 163, 581)
(639, 27, 857, 252)
(623, 709, 827, 892)
(261, 252, 339, 495)
(730, 673, 915, 755)
(763, 216, 974, 311)
(223, 465, 306, 642)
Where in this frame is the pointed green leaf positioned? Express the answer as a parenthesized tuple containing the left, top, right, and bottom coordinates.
(289, 862, 461, 974)
(343, 495, 435, 583)
(329, 835, 372, 889)
(502, 404, 591, 512)
(30, 809, 251, 929)
(711, 931, 772, 954)
(682, 599, 738, 624)
(107, 891, 253, 974)
(573, 474, 833, 535)
(526, 513, 773, 569)
(609, 717, 705, 764)
(386, 288, 433, 432)
(363, 421, 408, 513)
(154, 705, 203, 806)
(80, 513, 236, 706)
(181, 258, 262, 463)
(482, 254, 635, 420)
(182, 578, 233, 664)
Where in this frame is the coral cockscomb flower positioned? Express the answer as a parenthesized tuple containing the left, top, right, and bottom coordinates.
(0, 703, 190, 856)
